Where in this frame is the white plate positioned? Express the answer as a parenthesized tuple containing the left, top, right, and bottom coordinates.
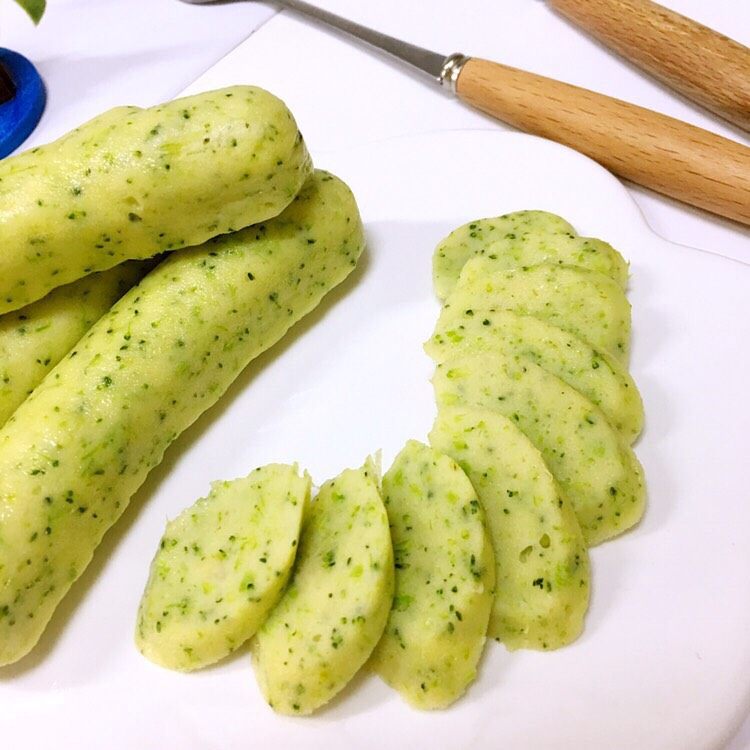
(2, 130, 749, 750)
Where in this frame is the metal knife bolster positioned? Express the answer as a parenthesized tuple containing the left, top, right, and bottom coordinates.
(438, 54, 471, 93)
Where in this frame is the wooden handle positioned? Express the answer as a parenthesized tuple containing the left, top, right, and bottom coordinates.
(456, 58, 750, 225)
(547, 0, 750, 131)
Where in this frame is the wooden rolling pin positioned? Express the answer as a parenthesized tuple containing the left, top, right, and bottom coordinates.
(547, 0, 750, 132)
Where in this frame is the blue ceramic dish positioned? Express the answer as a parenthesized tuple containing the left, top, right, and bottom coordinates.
(0, 47, 45, 158)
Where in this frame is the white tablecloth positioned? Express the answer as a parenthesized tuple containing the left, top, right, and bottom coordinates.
(1, 1, 749, 746)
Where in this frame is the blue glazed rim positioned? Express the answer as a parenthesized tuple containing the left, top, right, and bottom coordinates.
(0, 48, 46, 159)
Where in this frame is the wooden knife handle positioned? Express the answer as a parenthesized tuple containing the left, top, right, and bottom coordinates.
(455, 58, 750, 226)
(547, 0, 750, 132)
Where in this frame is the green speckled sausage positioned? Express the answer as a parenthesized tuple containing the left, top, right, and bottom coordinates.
(433, 352, 646, 545)
(0, 262, 151, 427)
(452, 259, 632, 363)
(433, 210, 628, 300)
(425, 306, 643, 443)
(0, 170, 363, 667)
(0, 85, 312, 313)
(251, 458, 393, 716)
(372, 440, 494, 709)
(430, 407, 589, 650)
(136, 464, 310, 671)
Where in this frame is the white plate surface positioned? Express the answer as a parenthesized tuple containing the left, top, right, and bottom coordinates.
(2, 130, 749, 750)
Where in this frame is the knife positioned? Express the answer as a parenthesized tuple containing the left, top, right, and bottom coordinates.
(182, 0, 750, 226)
